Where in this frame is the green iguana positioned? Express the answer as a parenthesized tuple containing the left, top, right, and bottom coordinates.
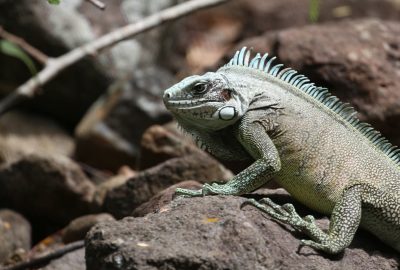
(162, 47, 400, 254)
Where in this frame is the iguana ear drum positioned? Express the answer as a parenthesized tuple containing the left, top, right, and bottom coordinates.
(218, 106, 236, 120)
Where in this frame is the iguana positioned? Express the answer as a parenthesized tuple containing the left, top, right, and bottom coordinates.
(162, 47, 400, 254)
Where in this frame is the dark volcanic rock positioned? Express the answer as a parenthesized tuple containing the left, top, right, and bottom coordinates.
(62, 213, 115, 244)
(132, 180, 202, 217)
(231, 19, 400, 146)
(86, 193, 399, 270)
(0, 155, 97, 225)
(103, 153, 232, 218)
(0, 209, 31, 263)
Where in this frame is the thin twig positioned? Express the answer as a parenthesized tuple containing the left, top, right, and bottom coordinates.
(0, 26, 48, 64)
(0, 0, 228, 116)
(0, 240, 84, 270)
(86, 0, 106, 10)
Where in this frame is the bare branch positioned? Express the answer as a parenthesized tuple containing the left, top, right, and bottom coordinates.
(86, 0, 106, 10)
(0, 26, 49, 64)
(0, 241, 84, 270)
(0, 0, 228, 116)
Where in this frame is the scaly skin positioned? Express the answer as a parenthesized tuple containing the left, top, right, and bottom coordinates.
(163, 48, 400, 254)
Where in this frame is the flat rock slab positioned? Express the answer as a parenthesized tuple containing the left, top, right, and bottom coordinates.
(86, 195, 399, 270)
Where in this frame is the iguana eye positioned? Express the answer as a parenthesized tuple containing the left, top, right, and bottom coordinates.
(192, 83, 208, 94)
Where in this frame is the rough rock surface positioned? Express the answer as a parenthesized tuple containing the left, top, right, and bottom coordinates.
(132, 180, 202, 217)
(0, 111, 74, 165)
(0, 155, 97, 225)
(86, 192, 399, 270)
(62, 213, 115, 244)
(0, 209, 31, 263)
(74, 67, 173, 171)
(228, 19, 400, 146)
(42, 248, 85, 270)
(103, 153, 233, 218)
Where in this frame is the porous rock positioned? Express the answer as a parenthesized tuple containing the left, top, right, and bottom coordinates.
(132, 180, 202, 217)
(0, 209, 31, 263)
(103, 153, 233, 218)
(0, 155, 97, 225)
(62, 213, 115, 244)
(86, 192, 399, 270)
(232, 19, 400, 146)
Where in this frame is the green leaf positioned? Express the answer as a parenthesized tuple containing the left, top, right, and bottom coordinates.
(0, 40, 37, 75)
(309, 0, 320, 23)
(47, 0, 61, 4)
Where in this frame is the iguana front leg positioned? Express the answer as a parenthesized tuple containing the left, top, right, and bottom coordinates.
(243, 184, 363, 254)
(176, 118, 281, 197)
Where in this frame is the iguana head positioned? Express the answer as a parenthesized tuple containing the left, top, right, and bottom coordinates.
(163, 72, 248, 131)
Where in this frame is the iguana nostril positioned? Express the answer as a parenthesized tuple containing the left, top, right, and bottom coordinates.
(164, 92, 171, 99)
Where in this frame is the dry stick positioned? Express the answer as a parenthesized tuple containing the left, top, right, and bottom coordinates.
(0, 26, 48, 64)
(0, 0, 228, 116)
(86, 0, 106, 10)
(0, 241, 84, 270)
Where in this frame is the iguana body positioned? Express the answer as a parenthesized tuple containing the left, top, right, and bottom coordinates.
(163, 47, 400, 254)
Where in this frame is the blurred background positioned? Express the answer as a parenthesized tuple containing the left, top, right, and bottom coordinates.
(0, 0, 399, 268)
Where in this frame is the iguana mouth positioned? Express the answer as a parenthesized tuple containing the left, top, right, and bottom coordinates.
(165, 99, 221, 108)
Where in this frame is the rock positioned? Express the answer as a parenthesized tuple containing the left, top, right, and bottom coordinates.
(0, 111, 74, 165)
(74, 67, 173, 171)
(139, 123, 252, 174)
(92, 166, 137, 207)
(139, 123, 203, 170)
(132, 180, 202, 217)
(230, 19, 400, 146)
(62, 213, 115, 244)
(103, 153, 233, 218)
(0, 209, 31, 263)
(41, 248, 85, 270)
(234, 0, 400, 37)
(163, 0, 400, 75)
(86, 192, 399, 270)
(0, 155, 97, 226)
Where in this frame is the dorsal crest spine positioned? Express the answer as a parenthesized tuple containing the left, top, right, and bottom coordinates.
(223, 47, 400, 165)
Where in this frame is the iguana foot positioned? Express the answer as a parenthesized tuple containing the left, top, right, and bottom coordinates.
(176, 182, 239, 197)
(242, 198, 342, 253)
(175, 187, 203, 197)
